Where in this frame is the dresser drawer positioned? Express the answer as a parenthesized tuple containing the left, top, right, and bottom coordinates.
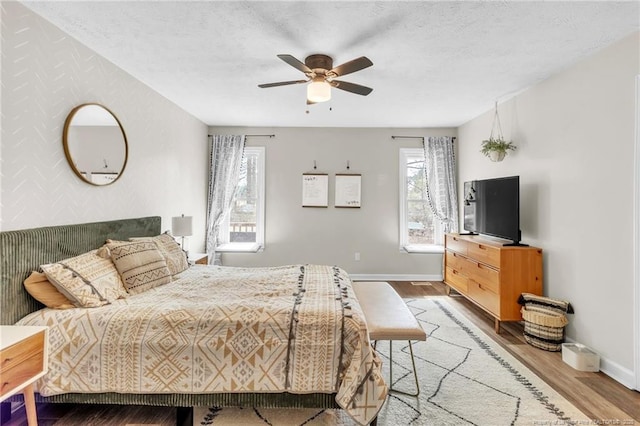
(468, 280, 499, 315)
(1, 331, 44, 373)
(445, 266, 468, 294)
(1, 351, 44, 398)
(468, 242, 500, 268)
(466, 261, 500, 293)
(445, 250, 474, 274)
(445, 235, 468, 256)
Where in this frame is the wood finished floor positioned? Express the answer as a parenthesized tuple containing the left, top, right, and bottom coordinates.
(391, 281, 640, 424)
(3, 281, 639, 425)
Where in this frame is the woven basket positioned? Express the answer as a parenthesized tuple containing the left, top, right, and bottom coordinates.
(521, 306, 567, 351)
(521, 307, 568, 328)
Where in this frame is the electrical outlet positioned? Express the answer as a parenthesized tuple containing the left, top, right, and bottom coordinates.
(354, 252, 360, 261)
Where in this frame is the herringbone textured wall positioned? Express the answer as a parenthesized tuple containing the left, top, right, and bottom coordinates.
(1, 2, 208, 250)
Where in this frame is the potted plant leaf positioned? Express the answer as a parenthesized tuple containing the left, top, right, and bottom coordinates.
(481, 137, 516, 162)
(481, 102, 516, 162)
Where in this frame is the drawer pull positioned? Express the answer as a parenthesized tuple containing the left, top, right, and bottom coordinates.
(2, 381, 9, 389)
(1, 357, 11, 365)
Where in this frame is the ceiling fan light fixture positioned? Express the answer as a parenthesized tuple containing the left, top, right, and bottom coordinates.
(259, 54, 373, 102)
(307, 79, 331, 103)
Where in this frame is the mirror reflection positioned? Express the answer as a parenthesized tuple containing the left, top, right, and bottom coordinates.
(63, 103, 128, 186)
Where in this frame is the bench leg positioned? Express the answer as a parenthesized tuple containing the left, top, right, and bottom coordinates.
(386, 340, 420, 397)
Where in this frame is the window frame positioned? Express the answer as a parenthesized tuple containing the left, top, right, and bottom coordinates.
(399, 147, 444, 254)
(216, 146, 265, 253)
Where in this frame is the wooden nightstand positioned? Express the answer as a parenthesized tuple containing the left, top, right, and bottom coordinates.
(188, 253, 209, 265)
(0, 326, 48, 426)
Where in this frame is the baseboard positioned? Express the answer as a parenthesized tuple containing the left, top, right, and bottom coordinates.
(600, 358, 637, 390)
(350, 274, 443, 282)
(563, 336, 636, 390)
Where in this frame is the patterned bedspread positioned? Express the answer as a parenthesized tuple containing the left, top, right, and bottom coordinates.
(17, 264, 387, 425)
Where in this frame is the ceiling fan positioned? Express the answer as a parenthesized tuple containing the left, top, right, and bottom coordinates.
(258, 54, 373, 104)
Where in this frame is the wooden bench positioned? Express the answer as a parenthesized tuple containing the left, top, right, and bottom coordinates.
(352, 281, 427, 396)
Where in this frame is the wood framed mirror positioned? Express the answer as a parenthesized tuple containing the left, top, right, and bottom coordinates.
(63, 103, 128, 186)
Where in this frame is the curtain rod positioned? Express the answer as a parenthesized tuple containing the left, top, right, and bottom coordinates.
(207, 134, 275, 138)
(392, 136, 423, 140)
(391, 136, 456, 141)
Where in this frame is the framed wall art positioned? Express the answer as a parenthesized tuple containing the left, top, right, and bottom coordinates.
(302, 173, 329, 207)
(335, 174, 361, 208)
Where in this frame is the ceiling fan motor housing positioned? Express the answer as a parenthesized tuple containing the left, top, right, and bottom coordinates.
(305, 54, 333, 74)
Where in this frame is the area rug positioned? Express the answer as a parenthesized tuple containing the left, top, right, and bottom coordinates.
(194, 298, 590, 425)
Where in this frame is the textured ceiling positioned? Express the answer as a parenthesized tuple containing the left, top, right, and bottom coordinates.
(19, 1, 640, 128)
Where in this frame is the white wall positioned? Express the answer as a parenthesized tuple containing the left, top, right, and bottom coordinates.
(458, 32, 640, 387)
(1, 2, 208, 251)
(210, 126, 456, 279)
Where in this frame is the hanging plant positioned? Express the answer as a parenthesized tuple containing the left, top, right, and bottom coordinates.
(481, 137, 516, 162)
(481, 102, 516, 162)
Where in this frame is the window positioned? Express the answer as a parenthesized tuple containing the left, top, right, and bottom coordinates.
(399, 148, 444, 252)
(217, 147, 265, 252)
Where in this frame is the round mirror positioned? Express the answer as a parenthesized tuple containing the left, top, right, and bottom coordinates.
(63, 103, 128, 186)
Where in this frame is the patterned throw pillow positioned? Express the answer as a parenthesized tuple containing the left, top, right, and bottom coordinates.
(23, 271, 75, 309)
(107, 240, 172, 294)
(130, 233, 189, 275)
(41, 248, 128, 308)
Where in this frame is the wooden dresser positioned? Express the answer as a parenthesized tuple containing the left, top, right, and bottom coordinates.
(444, 233, 543, 332)
(1, 326, 48, 425)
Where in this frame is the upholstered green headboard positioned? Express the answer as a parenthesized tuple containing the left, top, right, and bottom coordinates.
(0, 216, 161, 325)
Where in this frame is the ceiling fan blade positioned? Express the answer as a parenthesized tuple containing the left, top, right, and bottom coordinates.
(330, 56, 373, 77)
(277, 54, 312, 74)
(330, 80, 373, 96)
(258, 79, 308, 88)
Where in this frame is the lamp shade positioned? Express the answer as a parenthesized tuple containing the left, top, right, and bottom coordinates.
(307, 80, 331, 103)
(172, 215, 193, 237)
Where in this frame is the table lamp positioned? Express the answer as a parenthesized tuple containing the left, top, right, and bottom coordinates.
(171, 214, 193, 254)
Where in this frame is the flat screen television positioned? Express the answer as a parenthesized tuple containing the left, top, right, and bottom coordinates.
(463, 175, 523, 246)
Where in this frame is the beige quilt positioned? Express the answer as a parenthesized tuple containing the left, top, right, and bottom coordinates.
(17, 264, 387, 425)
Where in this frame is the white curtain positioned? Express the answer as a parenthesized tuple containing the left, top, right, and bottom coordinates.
(206, 135, 246, 261)
(423, 136, 459, 233)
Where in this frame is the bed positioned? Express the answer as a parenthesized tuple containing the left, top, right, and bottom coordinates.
(0, 216, 386, 425)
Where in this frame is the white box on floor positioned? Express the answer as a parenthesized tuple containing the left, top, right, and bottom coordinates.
(561, 343, 600, 372)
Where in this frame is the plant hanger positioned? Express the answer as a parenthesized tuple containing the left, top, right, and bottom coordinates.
(489, 101, 504, 142)
(480, 101, 516, 162)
